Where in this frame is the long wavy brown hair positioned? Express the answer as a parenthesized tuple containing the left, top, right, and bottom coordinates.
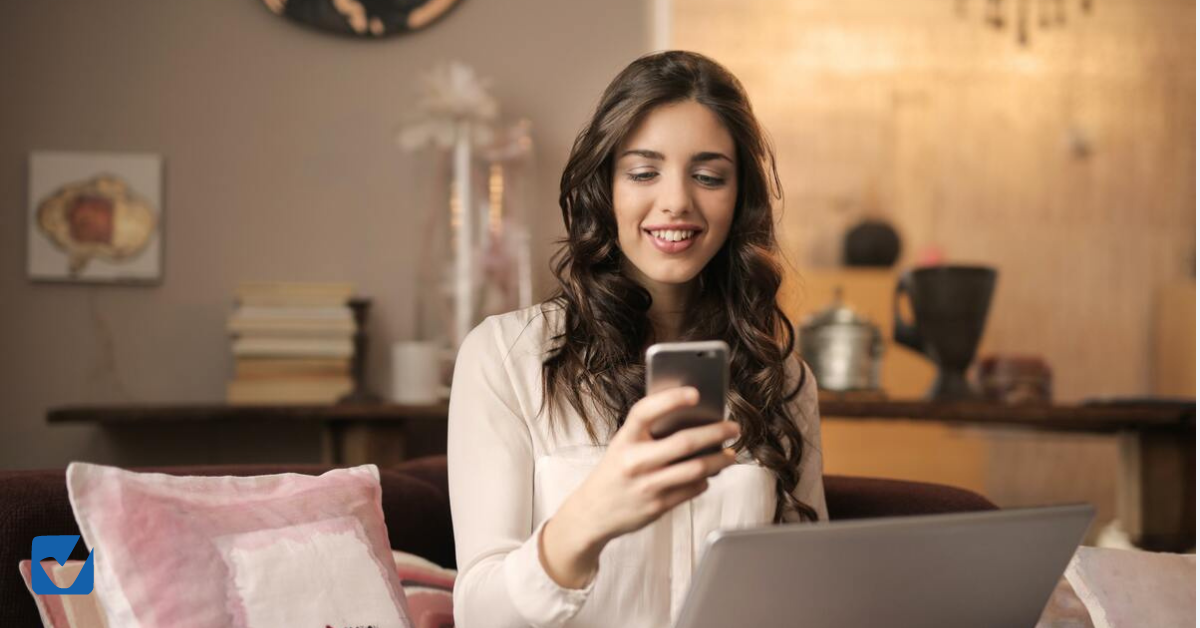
(541, 50, 816, 523)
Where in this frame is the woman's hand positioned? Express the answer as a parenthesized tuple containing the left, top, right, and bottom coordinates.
(539, 386, 740, 588)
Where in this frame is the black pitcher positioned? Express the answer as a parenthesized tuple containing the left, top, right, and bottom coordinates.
(894, 265, 997, 400)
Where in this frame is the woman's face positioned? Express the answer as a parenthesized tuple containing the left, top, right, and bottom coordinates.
(612, 100, 738, 289)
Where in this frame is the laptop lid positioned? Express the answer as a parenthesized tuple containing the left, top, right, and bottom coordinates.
(675, 504, 1094, 628)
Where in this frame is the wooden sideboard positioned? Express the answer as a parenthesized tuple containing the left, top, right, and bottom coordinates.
(48, 402, 451, 468)
(48, 398, 1194, 551)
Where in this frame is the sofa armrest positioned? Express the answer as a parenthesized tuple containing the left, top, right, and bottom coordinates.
(825, 475, 998, 520)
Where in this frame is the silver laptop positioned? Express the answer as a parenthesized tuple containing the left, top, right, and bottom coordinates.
(675, 504, 1094, 628)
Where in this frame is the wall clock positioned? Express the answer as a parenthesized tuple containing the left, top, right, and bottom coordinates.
(261, 0, 463, 38)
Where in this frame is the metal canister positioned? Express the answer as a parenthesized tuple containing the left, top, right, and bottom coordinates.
(799, 289, 885, 392)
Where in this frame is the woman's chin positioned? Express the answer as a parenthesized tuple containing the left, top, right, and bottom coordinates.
(642, 268, 702, 287)
(621, 252, 708, 289)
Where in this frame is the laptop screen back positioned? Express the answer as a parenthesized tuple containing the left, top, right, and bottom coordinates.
(675, 504, 1093, 628)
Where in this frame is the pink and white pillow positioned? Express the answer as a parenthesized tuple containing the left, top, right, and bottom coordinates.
(64, 463, 412, 628)
(18, 464, 458, 628)
(18, 559, 109, 628)
(21, 551, 454, 628)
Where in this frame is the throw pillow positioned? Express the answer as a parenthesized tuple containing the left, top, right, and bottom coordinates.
(18, 559, 109, 628)
(19, 552, 452, 628)
(66, 463, 412, 628)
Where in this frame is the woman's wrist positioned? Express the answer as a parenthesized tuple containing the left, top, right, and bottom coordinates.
(539, 500, 608, 589)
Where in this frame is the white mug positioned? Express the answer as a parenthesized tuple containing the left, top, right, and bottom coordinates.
(390, 341, 441, 404)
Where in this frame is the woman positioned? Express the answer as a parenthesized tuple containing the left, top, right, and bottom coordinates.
(447, 50, 826, 628)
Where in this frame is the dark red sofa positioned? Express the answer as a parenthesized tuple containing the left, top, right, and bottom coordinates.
(0, 456, 995, 625)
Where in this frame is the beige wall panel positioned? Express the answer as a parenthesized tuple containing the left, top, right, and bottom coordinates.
(676, 0, 1196, 402)
(678, 0, 1193, 529)
(1153, 282, 1196, 397)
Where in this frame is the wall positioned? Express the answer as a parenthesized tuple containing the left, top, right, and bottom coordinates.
(672, 0, 1194, 535)
(0, 0, 652, 469)
(673, 0, 1195, 402)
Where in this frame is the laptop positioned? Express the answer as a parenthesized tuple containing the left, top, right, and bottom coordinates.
(675, 504, 1094, 628)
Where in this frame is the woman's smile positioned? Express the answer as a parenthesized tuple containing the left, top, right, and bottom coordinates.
(643, 224, 704, 254)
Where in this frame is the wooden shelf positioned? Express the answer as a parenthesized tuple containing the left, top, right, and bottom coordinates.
(46, 402, 450, 424)
(817, 397, 1194, 433)
(47, 398, 1192, 433)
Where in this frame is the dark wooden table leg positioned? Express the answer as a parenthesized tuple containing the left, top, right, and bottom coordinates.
(339, 423, 409, 466)
(322, 420, 447, 467)
(321, 421, 346, 465)
(1118, 424, 1196, 552)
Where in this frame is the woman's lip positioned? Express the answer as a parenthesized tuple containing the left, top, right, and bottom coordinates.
(643, 224, 703, 231)
(645, 229, 699, 254)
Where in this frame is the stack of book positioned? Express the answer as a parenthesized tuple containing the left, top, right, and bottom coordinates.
(226, 282, 356, 404)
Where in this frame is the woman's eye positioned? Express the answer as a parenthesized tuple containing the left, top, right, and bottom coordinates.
(695, 174, 725, 187)
(627, 171, 658, 182)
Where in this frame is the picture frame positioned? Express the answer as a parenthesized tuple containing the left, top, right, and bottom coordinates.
(27, 151, 164, 285)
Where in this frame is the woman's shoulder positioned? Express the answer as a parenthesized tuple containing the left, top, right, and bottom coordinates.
(785, 352, 822, 433)
(786, 352, 818, 398)
(459, 302, 565, 365)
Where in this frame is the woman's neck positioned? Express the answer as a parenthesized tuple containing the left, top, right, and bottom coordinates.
(648, 304, 686, 343)
(623, 260, 697, 342)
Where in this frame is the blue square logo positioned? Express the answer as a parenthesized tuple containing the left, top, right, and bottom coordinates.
(31, 536, 94, 595)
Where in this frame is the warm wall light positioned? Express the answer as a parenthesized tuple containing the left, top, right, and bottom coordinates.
(958, 0, 1094, 46)
(488, 163, 504, 237)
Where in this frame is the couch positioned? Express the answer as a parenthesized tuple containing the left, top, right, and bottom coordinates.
(0, 455, 996, 625)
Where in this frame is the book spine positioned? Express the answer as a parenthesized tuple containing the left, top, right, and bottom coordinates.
(234, 358, 351, 378)
(232, 338, 354, 358)
(226, 377, 353, 404)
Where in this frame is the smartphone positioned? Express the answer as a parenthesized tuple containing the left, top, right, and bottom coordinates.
(644, 340, 730, 458)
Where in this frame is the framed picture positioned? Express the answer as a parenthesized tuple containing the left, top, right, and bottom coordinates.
(27, 151, 163, 284)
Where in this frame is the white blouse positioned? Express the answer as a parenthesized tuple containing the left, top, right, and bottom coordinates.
(447, 304, 827, 628)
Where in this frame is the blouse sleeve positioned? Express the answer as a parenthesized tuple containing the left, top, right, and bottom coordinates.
(785, 359, 829, 523)
(447, 318, 597, 628)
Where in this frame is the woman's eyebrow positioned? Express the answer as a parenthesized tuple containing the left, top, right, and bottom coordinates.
(691, 151, 733, 164)
(618, 149, 733, 163)
(619, 149, 665, 160)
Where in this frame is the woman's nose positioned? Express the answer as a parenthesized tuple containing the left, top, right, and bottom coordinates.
(656, 173, 693, 216)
